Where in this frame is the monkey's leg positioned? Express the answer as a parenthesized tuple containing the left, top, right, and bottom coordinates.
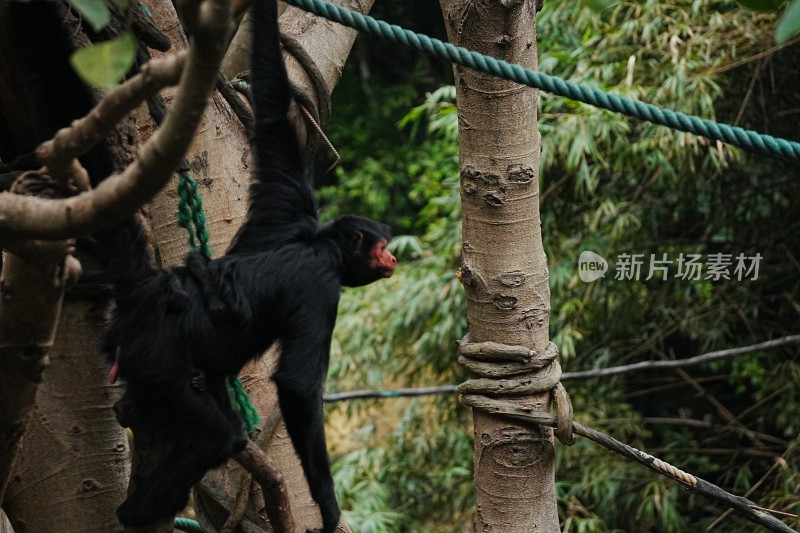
(275, 377, 339, 533)
(117, 388, 245, 526)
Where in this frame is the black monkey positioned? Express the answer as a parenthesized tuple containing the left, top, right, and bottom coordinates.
(97, 0, 397, 530)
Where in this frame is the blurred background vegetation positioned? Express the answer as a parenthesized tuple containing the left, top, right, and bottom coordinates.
(313, 1, 800, 531)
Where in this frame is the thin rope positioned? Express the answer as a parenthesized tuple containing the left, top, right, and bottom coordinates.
(283, 0, 800, 161)
(176, 171, 212, 259)
(228, 376, 262, 434)
(174, 517, 202, 532)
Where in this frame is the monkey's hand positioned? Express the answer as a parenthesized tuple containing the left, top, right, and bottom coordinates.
(190, 368, 207, 392)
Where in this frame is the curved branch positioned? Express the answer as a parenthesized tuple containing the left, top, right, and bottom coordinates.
(233, 442, 295, 533)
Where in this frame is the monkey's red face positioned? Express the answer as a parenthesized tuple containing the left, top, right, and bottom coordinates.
(342, 225, 397, 287)
(370, 239, 397, 278)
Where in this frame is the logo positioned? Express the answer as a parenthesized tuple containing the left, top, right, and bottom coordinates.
(578, 251, 608, 282)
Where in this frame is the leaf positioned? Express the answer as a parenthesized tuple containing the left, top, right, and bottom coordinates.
(68, 0, 111, 32)
(776, 0, 800, 42)
(70, 33, 137, 90)
(734, 0, 783, 11)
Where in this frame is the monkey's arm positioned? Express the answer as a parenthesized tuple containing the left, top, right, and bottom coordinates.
(236, 0, 317, 245)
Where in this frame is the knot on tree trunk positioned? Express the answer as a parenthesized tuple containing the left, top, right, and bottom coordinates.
(457, 334, 575, 445)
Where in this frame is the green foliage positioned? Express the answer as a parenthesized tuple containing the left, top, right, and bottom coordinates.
(69, 0, 130, 31)
(776, 0, 800, 42)
(69, 0, 112, 32)
(333, 444, 402, 533)
(331, 402, 474, 532)
(318, 66, 459, 234)
(66, 0, 136, 89)
(322, 1, 800, 531)
(71, 33, 137, 90)
(734, 0, 800, 44)
(326, 82, 464, 389)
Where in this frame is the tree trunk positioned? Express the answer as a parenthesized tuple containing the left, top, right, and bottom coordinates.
(3, 298, 132, 533)
(0, 509, 12, 533)
(2, 113, 138, 533)
(0, 6, 133, 529)
(439, 1, 557, 531)
(0, 248, 73, 506)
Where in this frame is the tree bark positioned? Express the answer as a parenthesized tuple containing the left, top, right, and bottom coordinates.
(3, 298, 132, 533)
(439, 1, 557, 531)
(0, 510, 12, 533)
(0, 245, 75, 506)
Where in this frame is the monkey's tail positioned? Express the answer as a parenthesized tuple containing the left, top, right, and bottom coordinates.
(239, 0, 316, 232)
(249, 0, 291, 140)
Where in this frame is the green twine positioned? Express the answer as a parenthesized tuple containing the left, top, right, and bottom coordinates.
(283, 0, 800, 161)
(177, 171, 212, 259)
(174, 517, 202, 532)
(228, 376, 262, 434)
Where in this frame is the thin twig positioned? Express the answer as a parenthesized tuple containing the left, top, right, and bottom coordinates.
(639, 417, 787, 446)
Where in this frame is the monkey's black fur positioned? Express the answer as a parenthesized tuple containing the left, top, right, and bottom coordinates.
(96, 1, 396, 531)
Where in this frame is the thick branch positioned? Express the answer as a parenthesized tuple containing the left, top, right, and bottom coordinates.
(233, 441, 295, 533)
(0, 241, 80, 504)
(36, 53, 186, 191)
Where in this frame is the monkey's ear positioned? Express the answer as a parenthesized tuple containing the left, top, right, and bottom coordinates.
(350, 231, 364, 252)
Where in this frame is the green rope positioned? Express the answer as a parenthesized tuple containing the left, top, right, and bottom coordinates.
(283, 0, 800, 161)
(174, 517, 202, 532)
(228, 376, 262, 433)
(177, 171, 212, 259)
